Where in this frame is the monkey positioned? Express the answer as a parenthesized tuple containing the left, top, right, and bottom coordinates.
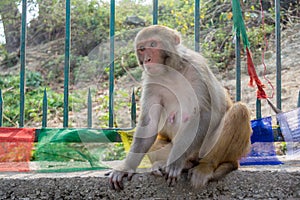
(168, 111, 189, 124)
(108, 25, 252, 190)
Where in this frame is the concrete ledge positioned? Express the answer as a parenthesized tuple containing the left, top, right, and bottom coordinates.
(0, 164, 300, 199)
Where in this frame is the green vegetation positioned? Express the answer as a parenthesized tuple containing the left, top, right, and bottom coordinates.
(0, 0, 299, 128)
(0, 72, 79, 127)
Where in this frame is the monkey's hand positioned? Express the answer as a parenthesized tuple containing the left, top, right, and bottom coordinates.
(165, 160, 184, 186)
(151, 160, 166, 176)
(108, 169, 134, 191)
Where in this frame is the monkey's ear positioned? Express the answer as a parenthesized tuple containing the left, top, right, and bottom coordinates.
(174, 35, 180, 45)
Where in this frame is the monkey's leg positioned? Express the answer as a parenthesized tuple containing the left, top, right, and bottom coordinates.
(165, 117, 201, 186)
(148, 136, 172, 176)
(190, 102, 251, 188)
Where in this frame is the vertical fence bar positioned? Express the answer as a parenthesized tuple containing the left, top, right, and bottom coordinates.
(0, 89, 3, 127)
(256, 98, 262, 119)
(63, 0, 71, 128)
(109, 0, 115, 128)
(87, 88, 92, 128)
(19, 0, 27, 127)
(235, 34, 241, 102)
(296, 90, 300, 107)
(194, 0, 200, 52)
(275, 0, 281, 110)
(131, 89, 136, 128)
(153, 0, 158, 25)
(42, 88, 48, 128)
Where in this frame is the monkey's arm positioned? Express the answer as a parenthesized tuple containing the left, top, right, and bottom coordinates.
(109, 101, 162, 190)
(125, 102, 163, 169)
(165, 114, 203, 186)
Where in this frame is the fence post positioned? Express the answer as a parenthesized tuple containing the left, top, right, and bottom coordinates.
(235, 34, 241, 102)
(63, 0, 71, 128)
(42, 88, 48, 128)
(256, 98, 262, 119)
(109, 0, 115, 128)
(194, 0, 200, 52)
(19, 0, 27, 127)
(153, 0, 158, 25)
(87, 88, 92, 128)
(0, 89, 3, 127)
(131, 89, 136, 128)
(275, 0, 281, 110)
(297, 90, 300, 108)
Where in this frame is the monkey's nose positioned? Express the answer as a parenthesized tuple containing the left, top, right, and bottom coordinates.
(144, 57, 152, 64)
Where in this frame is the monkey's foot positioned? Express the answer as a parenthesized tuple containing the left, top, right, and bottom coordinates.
(151, 161, 166, 176)
(165, 161, 185, 187)
(210, 162, 238, 181)
(189, 164, 214, 188)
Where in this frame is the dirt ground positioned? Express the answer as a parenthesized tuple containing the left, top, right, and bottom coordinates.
(0, 159, 299, 199)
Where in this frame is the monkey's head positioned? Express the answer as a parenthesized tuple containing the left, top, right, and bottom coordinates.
(134, 25, 182, 75)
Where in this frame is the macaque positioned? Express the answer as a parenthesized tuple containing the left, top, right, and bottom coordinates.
(109, 25, 252, 190)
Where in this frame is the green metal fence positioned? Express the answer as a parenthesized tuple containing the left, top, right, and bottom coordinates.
(0, 0, 299, 129)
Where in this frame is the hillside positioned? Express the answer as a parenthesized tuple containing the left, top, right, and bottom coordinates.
(0, 24, 300, 128)
(222, 24, 300, 118)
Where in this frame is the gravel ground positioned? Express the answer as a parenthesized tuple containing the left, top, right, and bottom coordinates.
(0, 160, 299, 200)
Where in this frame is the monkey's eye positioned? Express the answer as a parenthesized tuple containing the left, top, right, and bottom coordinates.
(150, 41, 157, 47)
(138, 45, 145, 52)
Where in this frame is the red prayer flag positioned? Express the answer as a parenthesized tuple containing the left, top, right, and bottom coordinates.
(246, 47, 268, 99)
(0, 128, 35, 171)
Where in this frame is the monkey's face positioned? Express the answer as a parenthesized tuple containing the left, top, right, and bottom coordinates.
(136, 39, 168, 76)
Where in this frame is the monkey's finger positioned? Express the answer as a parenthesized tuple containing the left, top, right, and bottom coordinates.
(166, 177, 171, 186)
(166, 172, 174, 186)
(127, 172, 134, 181)
(108, 176, 116, 190)
(159, 165, 167, 176)
(165, 172, 169, 181)
(111, 179, 122, 191)
(167, 176, 177, 187)
(167, 167, 181, 186)
(109, 173, 123, 191)
(113, 182, 122, 192)
(116, 174, 124, 190)
(152, 169, 164, 177)
(171, 177, 177, 186)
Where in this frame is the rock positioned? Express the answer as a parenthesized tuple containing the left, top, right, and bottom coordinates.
(124, 15, 146, 26)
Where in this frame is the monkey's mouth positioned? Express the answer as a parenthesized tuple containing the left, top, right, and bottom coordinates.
(144, 63, 157, 68)
(163, 55, 170, 65)
(140, 62, 158, 73)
